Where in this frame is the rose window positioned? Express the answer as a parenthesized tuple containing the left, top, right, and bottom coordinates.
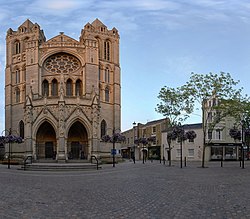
(44, 53, 80, 74)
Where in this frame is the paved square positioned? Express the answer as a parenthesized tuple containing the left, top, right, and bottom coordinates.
(1, 161, 250, 219)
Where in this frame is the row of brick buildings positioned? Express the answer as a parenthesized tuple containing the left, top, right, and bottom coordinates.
(121, 97, 244, 163)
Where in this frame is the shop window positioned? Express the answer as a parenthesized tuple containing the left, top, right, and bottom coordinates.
(211, 147, 223, 160)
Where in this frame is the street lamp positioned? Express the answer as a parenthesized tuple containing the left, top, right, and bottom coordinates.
(241, 120, 245, 169)
(168, 124, 197, 168)
(133, 121, 136, 163)
(0, 128, 23, 169)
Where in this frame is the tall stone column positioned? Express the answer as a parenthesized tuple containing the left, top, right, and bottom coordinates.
(57, 78, 66, 162)
(24, 97, 33, 158)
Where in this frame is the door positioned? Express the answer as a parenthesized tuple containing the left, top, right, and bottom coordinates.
(71, 141, 80, 159)
(45, 142, 54, 159)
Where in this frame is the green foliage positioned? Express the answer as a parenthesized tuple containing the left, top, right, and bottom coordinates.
(156, 86, 194, 126)
(156, 71, 248, 167)
(182, 72, 243, 104)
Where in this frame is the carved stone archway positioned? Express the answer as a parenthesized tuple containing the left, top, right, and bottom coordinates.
(67, 121, 88, 160)
(36, 121, 57, 160)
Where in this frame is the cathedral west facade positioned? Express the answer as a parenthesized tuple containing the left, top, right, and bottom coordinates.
(5, 19, 121, 161)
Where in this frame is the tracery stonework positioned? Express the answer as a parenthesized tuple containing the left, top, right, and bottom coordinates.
(44, 53, 81, 74)
(5, 19, 121, 161)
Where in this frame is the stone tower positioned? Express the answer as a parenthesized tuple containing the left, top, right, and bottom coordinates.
(5, 19, 121, 161)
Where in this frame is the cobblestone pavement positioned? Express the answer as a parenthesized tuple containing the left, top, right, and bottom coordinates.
(1, 160, 250, 219)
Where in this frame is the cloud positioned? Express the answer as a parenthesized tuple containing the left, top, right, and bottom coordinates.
(27, 0, 91, 16)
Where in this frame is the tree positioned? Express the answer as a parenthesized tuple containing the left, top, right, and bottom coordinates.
(156, 86, 194, 165)
(167, 124, 197, 168)
(156, 72, 246, 168)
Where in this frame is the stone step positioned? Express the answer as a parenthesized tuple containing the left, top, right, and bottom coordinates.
(19, 163, 101, 171)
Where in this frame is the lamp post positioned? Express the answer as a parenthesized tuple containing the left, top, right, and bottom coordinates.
(0, 128, 23, 169)
(168, 124, 197, 168)
(8, 129, 11, 169)
(102, 128, 125, 168)
(241, 120, 245, 169)
(133, 121, 136, 163)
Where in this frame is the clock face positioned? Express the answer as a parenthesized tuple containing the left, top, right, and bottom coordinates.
(44, 53, 81, 74)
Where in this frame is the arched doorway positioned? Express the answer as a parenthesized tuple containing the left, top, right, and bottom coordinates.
(36, 121, 57, 160)
(67, 121, 88, 160)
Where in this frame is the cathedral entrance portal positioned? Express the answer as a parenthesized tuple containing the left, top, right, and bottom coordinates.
(36, 122, 57, 160)
(67, 122, 88, 160)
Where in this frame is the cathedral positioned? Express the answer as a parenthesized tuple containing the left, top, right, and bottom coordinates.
(5, 19, 121, 161)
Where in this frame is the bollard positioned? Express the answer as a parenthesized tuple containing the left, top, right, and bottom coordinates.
(184, 157, 187, 167)
(221, 157, 223, 167)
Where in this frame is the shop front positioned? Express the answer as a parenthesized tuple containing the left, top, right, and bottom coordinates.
(210, 143, 242, 161)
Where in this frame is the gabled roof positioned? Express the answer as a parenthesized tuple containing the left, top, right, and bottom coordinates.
(91, 18, 107, 28)
(45, 33, 79, 44)
(19, 19, 34, 30)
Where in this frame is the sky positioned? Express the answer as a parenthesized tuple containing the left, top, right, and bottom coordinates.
(1, 0, 250, 132)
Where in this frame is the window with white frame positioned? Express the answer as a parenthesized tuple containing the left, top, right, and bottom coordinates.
(152, 126, 156, 134)
(207, 112, 212, 122)
(215, 129, 222, 140)
(176, 149, 181, 157)
(188, 149, 194, 157)
(208, 129, 212, 140)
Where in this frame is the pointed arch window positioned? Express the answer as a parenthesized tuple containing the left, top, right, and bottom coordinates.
(98, 67, 101, 81)
(15, 87, 20, 103)
(19, 120, 24, 139)
(66, 79, 73, 96)
(16, 69, 20, 84)
(105, 87, 110, 102)
(101, 120, 107, 138)
(42, 79, 49, 96)
(15, 41, 21, 54)
(51, 79, 58, 96)
(105, 68, 110, 83)
(104, 40, 110, 61)
(75, 79, 82, 96)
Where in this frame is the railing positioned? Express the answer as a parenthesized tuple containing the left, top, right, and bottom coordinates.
(23, 155, 33, 170)
(1, 152, 8, 161)
(91, 155, 100, 170)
